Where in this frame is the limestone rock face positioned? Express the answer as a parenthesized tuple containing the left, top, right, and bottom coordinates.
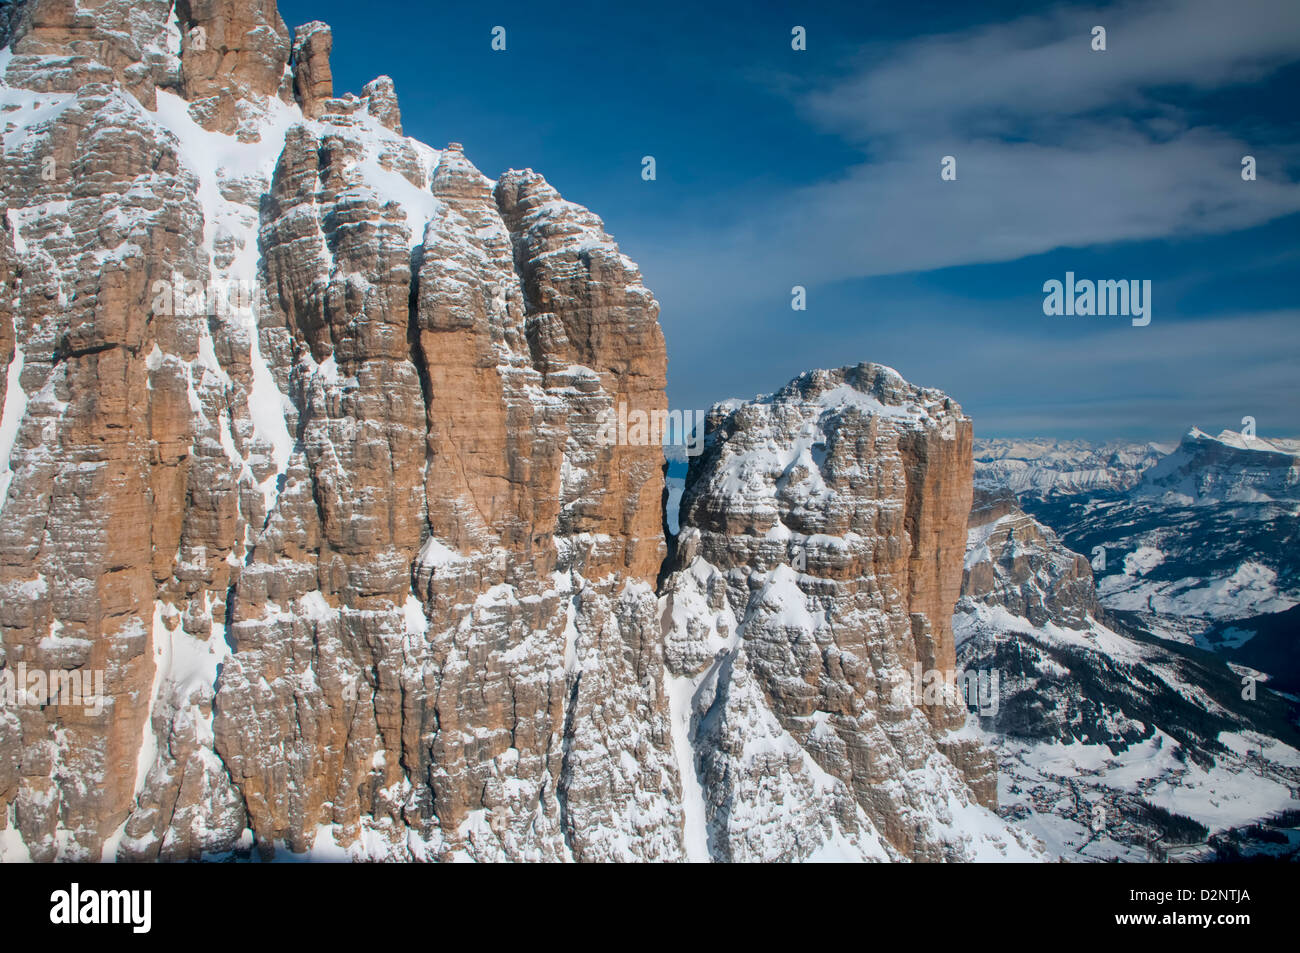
(1, 0, 1041, 864)
(1, 0, 293, 135)
(961, 486, 1101, 628)
(0, 74, 219, 861)
(660, 364, 1036, 861)
(290, 21, 331, 118)
(0, 208, 14, 415)
(1, 0, 179, 104)
(0, 0, 680, 862)
(176, 0, 292, 134)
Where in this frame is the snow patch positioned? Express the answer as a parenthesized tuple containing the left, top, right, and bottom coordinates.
(0, 339, 27, 504)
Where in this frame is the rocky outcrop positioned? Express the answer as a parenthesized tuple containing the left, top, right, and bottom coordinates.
(0, 72, 218, 860)
(0, 0, 179, 104)
(962, 487, 1101, 628)
(290, 21, 331, 118)
(361, 76, 401, 133)
(175, 0, 293, 135)
(1, 0, 295, 135)
(660, 364, 1035, 861)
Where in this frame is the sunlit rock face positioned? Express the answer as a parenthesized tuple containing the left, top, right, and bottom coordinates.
(0, 0, 679, 862)
(660, 364, 1038, 862)
(0, 0, 1040, 864)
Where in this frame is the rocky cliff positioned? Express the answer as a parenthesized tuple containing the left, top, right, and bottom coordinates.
(0, 0, 678, 862)
(660, 365, 1035, 861)
(0, 0, 1030, 862)
(962, 487, 1102, 628)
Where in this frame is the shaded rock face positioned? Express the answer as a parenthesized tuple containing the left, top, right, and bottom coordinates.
(962, 487, 1101, 628)
(956, 492, 1146, 748)
(0, 0, 680, 862)
(660, 365, 1035, 862)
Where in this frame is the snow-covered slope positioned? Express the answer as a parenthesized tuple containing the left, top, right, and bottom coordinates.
(957, 489, 1300, 861)
(974, 438, 1170, 498)
(1136, 426, 1300, 505)
(661, 364, 1041, 862)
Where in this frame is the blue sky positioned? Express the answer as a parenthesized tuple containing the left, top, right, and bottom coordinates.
(279, 0, 1299, 442)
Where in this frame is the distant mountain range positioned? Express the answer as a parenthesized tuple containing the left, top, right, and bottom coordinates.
(964, 427, 1300, 859)
(974, 437, 1172, 498)
(1007, 428, 1300, 651)
(958, 486, 1300, 861)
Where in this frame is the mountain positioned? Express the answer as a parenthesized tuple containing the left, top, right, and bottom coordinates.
(2, 0, 1291, 865)
(1022, 427, 1300, 648)
(957, 487, 1300, 861)
(1135, 426, 1300, 505)
(974, 437, 1170, 499)
(0, 0, 1036, 863)
(660, 364, 1038, 861)
(0, 0, 680, 862)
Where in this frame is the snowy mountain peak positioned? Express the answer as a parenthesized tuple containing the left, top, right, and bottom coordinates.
(1138, 425, 1300, 505)
(662, 365, 1039, 861)
(1182, 425, 1299, 456)
(765, 362, 961, 419)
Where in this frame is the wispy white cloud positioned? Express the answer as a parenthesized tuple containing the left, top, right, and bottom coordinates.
(641, 0, 1300, 303)
(806, 0, 1300, 142)
(815, 308, 1300, 440)
(634, 0, 1300, 439)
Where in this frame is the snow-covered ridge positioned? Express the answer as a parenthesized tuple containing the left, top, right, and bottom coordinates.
(697, 363, 966, 513)
(957, 494, 1300, 861)
(974, 436, 1171, 498)
(748, 362, 960, 419)
(1136, 426, 1300, 505)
